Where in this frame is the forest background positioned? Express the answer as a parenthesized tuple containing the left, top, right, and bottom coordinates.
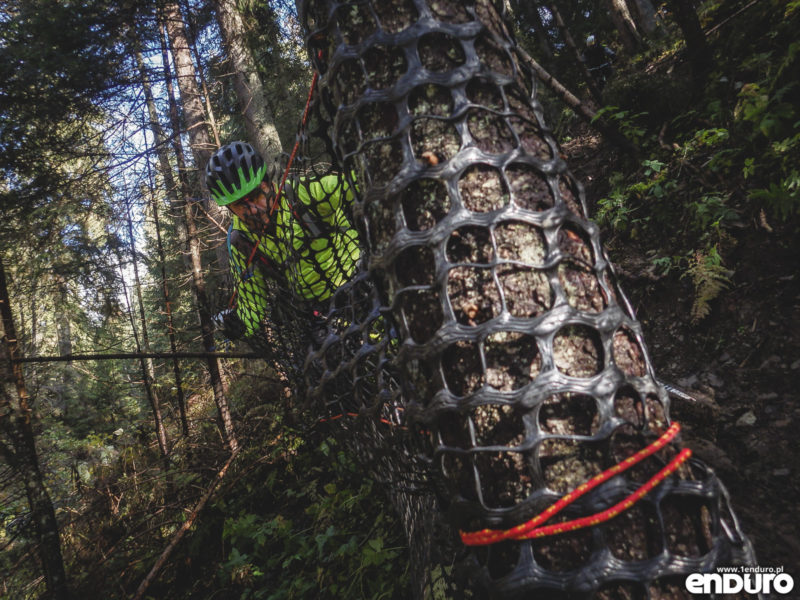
(1, 0, 798, 598)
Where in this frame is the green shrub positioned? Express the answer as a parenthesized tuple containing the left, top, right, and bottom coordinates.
(217, 436, 409, 600)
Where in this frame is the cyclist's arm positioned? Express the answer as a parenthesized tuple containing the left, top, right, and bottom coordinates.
(230, 242, 270, 337)
(300, 174, 357, 222)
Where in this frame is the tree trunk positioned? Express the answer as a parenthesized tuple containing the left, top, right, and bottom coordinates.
(136, 46, 190, 437)
(162, 1, 229, 272)
(122, 201, 170, 463)
(603, 0, 642, 52)
(514, 45, 638, 154)
(301, 0, 754, 596)
(28, 280, 39, 356)
(548, 4, 604, 104)
(136, 44, 190, 261)
(160, 19, 239, 453)
(628, 0, 659, 36)
(0, 259, 71, 600)
(151, 188, 190, 437)
(54, 276, 72, 360)
(182, 2, 223, 150)
(513, 0, 553, 62)
(666, 0, 711, 92)
(53, 274, 73, 418)
(213, 0, 283, 162)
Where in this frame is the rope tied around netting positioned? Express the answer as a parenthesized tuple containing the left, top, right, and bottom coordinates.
(291, 1, 756, 595)
(318, 411, 398, 427)
(460, 422, 692, 545)
(226, 55, 322, 311)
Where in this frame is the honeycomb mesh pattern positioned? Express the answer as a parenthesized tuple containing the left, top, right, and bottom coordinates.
(220, 80, 464, 595)
(290, 0, 758, 597)
(302, 268, 463, 598)
(224, 89, 362, 389)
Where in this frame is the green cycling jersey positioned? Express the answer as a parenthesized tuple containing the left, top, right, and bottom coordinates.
(229, 174, 361, 337)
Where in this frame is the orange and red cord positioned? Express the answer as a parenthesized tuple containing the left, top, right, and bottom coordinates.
(460, 422, 691, 545)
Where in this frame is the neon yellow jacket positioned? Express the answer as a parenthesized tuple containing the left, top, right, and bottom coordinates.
(229, 175, 360, 336)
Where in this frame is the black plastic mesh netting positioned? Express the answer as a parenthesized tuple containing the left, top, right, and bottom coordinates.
(301, 268, 464, 597)
(286, 0, 759, 598)
(217, 84, 462, 594)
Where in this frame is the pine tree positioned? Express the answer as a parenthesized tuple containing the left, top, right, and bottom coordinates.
(0, 259, 71, 600)
(213, 0, 283, 161)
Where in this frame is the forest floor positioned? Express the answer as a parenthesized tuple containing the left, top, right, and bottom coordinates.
(565, 129, 800, 580)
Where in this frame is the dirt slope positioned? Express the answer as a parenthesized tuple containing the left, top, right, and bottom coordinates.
(566, 130, 800, 578)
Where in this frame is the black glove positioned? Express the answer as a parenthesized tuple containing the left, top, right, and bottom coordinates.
(213, 308, 246, 340)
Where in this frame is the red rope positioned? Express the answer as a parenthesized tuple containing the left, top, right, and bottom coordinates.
(316, 407, 435, 436)
(245, 68, 319, 269)
(226, 61, 321, 311)
(268, 67, 320, 223)
(318, 411, 399, 428)
(461, 422, 691, 546)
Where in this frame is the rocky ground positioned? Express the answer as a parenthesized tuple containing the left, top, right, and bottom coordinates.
(565, 130, 800, 580)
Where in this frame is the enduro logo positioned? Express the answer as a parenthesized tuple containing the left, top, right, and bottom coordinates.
(685, 566, 794, 595)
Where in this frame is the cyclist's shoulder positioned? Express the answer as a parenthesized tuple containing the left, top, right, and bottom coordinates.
(230, 216, 281, 256)
(296, 173, 345, 196)
(230, 216, 259, 242)
(228, 221, 254, 259)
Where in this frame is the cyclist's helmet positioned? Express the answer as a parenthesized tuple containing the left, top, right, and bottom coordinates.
(586, 35, 596, 47)
(205, 141, 267, 206)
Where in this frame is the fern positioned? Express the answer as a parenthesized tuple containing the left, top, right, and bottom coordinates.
(684, 248, 733, 323)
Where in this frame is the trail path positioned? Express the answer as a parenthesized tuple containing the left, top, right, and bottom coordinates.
(564, 129, 800, 576)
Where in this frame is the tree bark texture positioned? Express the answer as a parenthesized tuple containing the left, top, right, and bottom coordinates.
(162, 1, 217, 181)
(666, 0, 711, 91)
(135, 46, 190, 437)
(182, 10, 223, 150)
(162, 1, 229, 272)
(628, 0, 659, 36)
(160, 19, 239, 453)
(213, 0, 284, 162)
(299, 0, 755, 597)
(548, 4, 604, 104)
(0, 259, 71, 600)
(603, 0, 642, 52)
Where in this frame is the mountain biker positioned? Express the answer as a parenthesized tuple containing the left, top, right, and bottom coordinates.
(205, 141, 360, 341)
(582, 34, 616, 89)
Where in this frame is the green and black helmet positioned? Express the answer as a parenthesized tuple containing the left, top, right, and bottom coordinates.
(205, 141, 268, 206)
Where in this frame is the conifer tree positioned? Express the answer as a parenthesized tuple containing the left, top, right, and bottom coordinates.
(213, 0, 283, 161)
(0, 259, 71, 600)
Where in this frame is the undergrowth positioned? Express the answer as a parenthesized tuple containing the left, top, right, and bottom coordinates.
(213, 432, 410, 600)
(180, 368, 411, 600)
(591, 0, 799, 322)
(7, 362, 412, 600)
